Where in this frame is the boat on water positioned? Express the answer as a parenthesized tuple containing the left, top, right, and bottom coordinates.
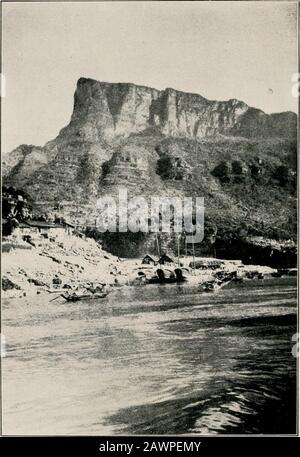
(148, 268, 188, 284)
(60, 291, 108, 302)
(200, 280, 220, 292)
(200, 276, 234, 292)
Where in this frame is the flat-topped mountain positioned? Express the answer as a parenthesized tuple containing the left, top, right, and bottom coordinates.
(2, 78, 297, 257)
(56, 77, 297, 141)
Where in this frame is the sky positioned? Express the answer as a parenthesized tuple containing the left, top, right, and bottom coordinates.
(2, 1, 298, 153)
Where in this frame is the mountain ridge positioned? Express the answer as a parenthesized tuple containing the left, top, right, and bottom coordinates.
(3, 77, 296, 161)
(2, 77, 297, 257)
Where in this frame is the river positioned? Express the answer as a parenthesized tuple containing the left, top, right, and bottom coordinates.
(2, 277, 297, 435)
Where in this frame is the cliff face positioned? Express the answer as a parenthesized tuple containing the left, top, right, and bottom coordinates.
(56, 77, 296, 142)
(2, 77, 297, 255)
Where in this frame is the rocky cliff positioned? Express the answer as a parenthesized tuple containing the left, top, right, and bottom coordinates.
(2, 77, 297, 257)
(52, 77, 297, 141)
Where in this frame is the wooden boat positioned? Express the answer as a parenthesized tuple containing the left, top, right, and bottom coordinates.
(61, 291, 108, 302)
(200, 277, 233, 292)
(148, 268, 187, 284)
(47, 287, 69, 293)
(201, 281, 219, 292)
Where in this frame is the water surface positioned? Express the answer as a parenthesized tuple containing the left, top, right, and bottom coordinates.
(2, 277, 297, 435)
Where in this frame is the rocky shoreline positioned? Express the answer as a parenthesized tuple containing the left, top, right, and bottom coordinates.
(2, 233, 141, 299)
(2, 230, 283, 301)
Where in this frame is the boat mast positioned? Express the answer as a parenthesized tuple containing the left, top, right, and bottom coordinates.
(192, 233, 196, 269)
(156, 233, 160, 258)
(185, 233, 188, 264)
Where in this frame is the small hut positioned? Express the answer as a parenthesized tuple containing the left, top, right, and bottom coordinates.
(142, 254, 158, 265)
(158, 254, 174, 265)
